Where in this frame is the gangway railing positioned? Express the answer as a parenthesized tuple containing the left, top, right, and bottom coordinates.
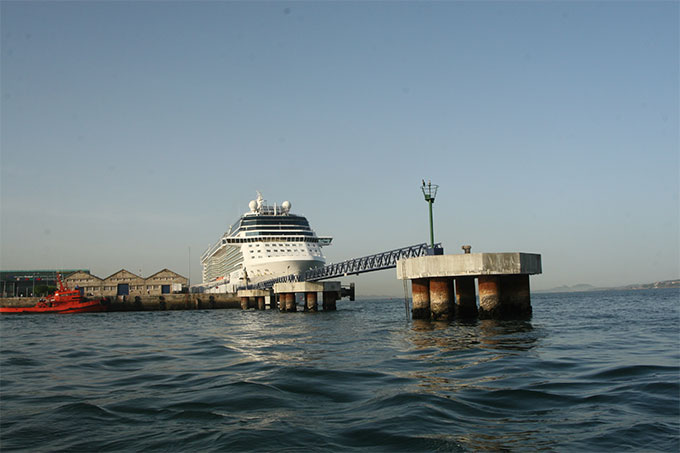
(244, 242, 442, 290)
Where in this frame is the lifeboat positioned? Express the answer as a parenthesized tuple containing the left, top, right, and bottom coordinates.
(0, 274, 107, 314)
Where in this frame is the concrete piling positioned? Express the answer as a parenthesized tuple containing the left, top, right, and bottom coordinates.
(500, 274, 532, 317)
(236, 289, 272, 311)
(454, 276, 477, 317)
(284, 293, 296, 312)
(411, 278, 430, 319)
(273, 282, 342, 313)
(305, 292, 318, 312)
(478, 275, 501, 318)
(429, 277, 454, 321)
(322, 291, 337, 311)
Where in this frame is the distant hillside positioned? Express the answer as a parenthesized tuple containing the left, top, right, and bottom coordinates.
(536, 284, 602, 293)
(538, 280, 679, 293)
(619, 280, 680, 290)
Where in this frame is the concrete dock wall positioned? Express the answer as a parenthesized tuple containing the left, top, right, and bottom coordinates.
(0, 294, 240, 311)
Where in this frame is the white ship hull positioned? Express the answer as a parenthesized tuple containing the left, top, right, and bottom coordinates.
(243, 257, 325, 283)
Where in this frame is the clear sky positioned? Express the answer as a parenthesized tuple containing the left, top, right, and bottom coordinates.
(1, 1, 678, 296)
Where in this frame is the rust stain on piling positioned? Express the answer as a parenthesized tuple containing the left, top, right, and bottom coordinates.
(478, 275, 501, 318)
(305, 292, 318, 312)
(411, 278, 430, 319)
(284, 293, 296, 312)
(429, 277, 453, 321)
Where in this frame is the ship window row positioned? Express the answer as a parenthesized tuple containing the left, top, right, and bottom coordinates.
(230, 226, 313, 236)
(245, 231, 314, 237)
(247, 243, 321, 256)
(248, 243, 318, 248)
(240, 217, 309, 226)
(240, 222, 311, 229)
(227, 236, 320, 243)
(240, 226, 311, 232)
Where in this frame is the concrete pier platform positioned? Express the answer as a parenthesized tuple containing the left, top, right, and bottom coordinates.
(273, 282, 342, 312)
(236, 289, 273, 310)
(397, 252, 541, 320)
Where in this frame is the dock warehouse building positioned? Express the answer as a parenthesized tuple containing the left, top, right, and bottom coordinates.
(65, 269, 188, 297)
(1, 269, 89, 297)
(0, 269, 187, 297)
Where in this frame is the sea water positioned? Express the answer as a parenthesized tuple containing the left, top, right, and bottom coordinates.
(1, 289, 678, 452)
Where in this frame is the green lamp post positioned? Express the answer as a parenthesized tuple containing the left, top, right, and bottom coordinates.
(421, 180, 438, 248)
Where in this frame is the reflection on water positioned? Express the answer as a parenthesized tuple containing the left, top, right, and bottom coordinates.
(478, 319, 537, 351)
(400, 317, 548, 450)
(396, 318, 539, 396)
(457, 429, 556, 452)
(407, 318, 537, 355)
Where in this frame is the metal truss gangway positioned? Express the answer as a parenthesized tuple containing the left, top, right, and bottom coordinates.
(246, 242, 443, 291)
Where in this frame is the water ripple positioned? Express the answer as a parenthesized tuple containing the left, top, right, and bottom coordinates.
(0, 289, 678, 452)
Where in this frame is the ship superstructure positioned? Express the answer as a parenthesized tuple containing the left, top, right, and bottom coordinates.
(200, 193, 332, 293)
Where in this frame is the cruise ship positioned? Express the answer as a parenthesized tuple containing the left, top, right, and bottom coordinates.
(200, 192, 332, 293)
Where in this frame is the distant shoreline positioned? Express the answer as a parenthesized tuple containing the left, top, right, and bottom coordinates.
(535, 279, 680, 293)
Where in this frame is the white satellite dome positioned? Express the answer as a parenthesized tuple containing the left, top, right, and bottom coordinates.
(248, 200, 258, 212)
(281, 201, 291, 213)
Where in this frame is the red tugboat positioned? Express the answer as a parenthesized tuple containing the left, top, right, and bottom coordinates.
(0, 274, 107, 314)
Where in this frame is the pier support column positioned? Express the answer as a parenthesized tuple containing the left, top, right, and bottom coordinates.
(455, 276, 478, 318)
(411, 278, 430, 320)
(500, 274, 532, 317)
(430, 277, 454, 321)
(284, 293, 296, 312)
(322, 291, 337, 311)
(257, 296, 265, 310)
(277, 294, 285, 311)
(240, 297, 249, 310)
(305, 292, 318, 312)
(478, 276, 501, 319)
